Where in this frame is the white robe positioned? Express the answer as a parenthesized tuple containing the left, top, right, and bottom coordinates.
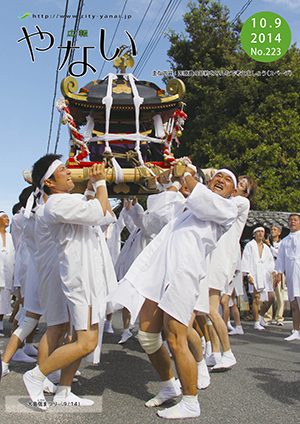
(108, 205, 138, 275)
(207, 196, 250, 290)
(44, 193, 118, 332)
(0, 232, 14, 315)
(13, 229, 29, 296)
(10, 208, 24, 251)
(241, 239, 275, 302)
(269, 239, 282, 260)
(34, 204, 69, 326)
(115, 191, 186, 280)
(22, 214, 43, 315)
(105, 208, 127, 267)
(106, 183, 238, 327)
(194, 196, 249, 313)
(120, 206, 137, 234)
(223, 257, 244, 297)
(114, 203, 148, 280)
(275, 230, 300, 301)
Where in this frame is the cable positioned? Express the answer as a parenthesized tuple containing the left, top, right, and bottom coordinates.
(98, 0, 129, 78)
(68, 0, 85, 65)
(46, 0, 69, 153)
(134, 0, 181, 78)
(232, 0, 254, 25)
(134, 0, 254, 78)
(54, 0, 84, 154)
(133, 0, 154, 39)
(138, 0, 182, 77)
(136, 0, 167, 49)
(133, 0, 173, 75)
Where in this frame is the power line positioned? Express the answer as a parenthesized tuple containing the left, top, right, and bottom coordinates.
(68, 0, 85, 65)
(138, 0, 182, 77)
(133, 0, 154, 39)
(46, 0, 69, 154)
(136, 0, 168, 49)
(232, 0, 254, 25)
(54, 0, 84, 154)
(98, 0, 129, 78)
(133, 0, 173, 76)
(134, 0, 172, 72)
(134, 0, 254, 78)
(134, 0, 181, 78)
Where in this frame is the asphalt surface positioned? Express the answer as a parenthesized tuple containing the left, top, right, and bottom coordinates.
(0, 310, 299, 424)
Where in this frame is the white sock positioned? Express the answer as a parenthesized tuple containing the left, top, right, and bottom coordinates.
(213, 351, 222, 362)
(123, 328, 131, 334)
(196, 359, 210, 389)
(163, 377, 176, 387)
(236, 325, 243, 329)
(25, 342, 34, 347)
(145, 377, 180, 407)
(197, 359, 205, 367)
(205, 341, 212, 356)
(182, 395, 198, 403)
(56, 385, 71, 396)
(223, 349, 233, 357)
(157, 396, 200, 419)
(2, 361, 9, 371)
(31, 365, 46, 382)
(258, 315, 264, 321)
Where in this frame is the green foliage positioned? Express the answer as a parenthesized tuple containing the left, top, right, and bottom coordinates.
(167, 0, 300, 211)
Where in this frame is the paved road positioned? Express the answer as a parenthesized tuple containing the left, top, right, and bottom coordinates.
(0, 311, 299, 424)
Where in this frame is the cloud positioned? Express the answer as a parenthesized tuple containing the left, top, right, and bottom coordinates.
(263, 0, 300, 9)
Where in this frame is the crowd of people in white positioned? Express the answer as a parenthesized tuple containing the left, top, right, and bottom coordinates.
(0, 153, 299, 419)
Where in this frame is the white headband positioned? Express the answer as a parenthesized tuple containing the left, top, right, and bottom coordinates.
(0, 212, 7, 218)
(24, 160, 63, 220)
(253, 226, 265, 233)
(212, 169, 237, 189)
(40, 159, 63, 188)
(242, 178, 250, 194)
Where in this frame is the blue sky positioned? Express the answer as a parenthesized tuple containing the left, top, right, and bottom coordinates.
(1, 0, 300, 218)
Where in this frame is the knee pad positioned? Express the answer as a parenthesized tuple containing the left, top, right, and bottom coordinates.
(138, 330, 162, 355)
(14, 317, 39, 342)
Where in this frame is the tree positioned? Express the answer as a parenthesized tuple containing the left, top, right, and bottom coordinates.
(166, 0, 300, 211)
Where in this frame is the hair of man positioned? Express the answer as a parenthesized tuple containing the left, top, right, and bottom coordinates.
(289, 213, 300, 221)
(239, 175, 258, 200)
(12, 202, 22, 215)
(18, 186, 35, 208)
(271, 224, 282, 233)
(32, 154, 63, 196)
